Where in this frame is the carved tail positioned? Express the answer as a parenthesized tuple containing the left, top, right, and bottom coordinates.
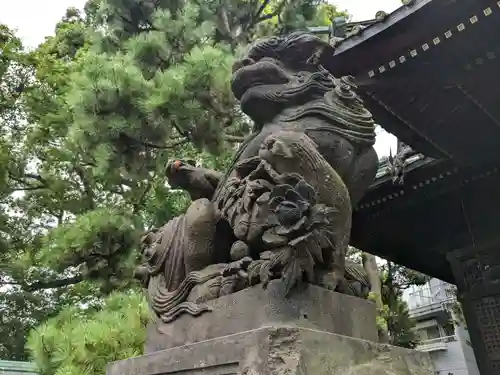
(150, 268, 222, 323)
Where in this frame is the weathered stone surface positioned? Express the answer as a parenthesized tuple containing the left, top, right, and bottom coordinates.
(135, 33, 381, 325)
(145, 280, 378, 352)
(108, 326, 434, 375)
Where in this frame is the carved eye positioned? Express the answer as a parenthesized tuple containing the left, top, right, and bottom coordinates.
(241, 58, 255, 66)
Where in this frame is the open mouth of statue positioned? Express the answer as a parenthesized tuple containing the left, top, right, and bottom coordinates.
(231, 61, 290, 100)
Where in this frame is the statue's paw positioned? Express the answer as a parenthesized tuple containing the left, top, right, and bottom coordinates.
(219, 276, 238, 296)
(235, 156, 261, 178)
(315, 270, 343, 291)
(246, 249, 292, 288)
(247, 260, 265, 286)
(187, 276, 223, 304)
(222, 256, 252, 277)
(219, 272, 250, 296)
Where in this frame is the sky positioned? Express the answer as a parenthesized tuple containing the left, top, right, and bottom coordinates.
(0, 0, 400, 156)
(0, 0, 404, 48)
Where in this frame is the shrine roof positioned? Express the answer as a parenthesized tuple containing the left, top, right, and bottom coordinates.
(352, 154, 500, 283)
(323, 0, 500, 167)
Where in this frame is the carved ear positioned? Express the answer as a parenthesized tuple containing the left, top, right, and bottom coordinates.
(271, 140, 293, 158)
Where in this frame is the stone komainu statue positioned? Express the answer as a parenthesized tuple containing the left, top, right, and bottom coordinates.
(134, 32, 379, 323)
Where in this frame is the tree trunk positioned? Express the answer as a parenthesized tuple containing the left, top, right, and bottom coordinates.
(362, 252, 389, 343)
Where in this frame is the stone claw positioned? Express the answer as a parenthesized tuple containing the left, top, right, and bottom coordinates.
(238, 270, 248, 279)
(222, 256, 253, 277)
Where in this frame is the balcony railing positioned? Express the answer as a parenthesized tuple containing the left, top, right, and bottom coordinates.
(416, 335, 457, 352)
(407, 283, 457, 310)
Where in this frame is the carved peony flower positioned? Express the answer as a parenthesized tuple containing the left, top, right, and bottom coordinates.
(262, 180, 318, 245)
(251, 178, 338, 295)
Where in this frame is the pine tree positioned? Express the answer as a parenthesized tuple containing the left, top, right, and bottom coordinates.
(66, 0, 344, 178)
(26, 292, 149, 375)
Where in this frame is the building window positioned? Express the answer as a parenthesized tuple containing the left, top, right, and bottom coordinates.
(421, 325, 441, 340)
(442, 321, 455, 337)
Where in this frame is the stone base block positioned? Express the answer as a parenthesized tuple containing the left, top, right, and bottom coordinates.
(146, 281, 378, 352)
(107, 326, 434, 375)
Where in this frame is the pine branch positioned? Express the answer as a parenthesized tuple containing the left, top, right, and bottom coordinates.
(217, 6, 233, 39)
(73, 165, 95, 210)
(55, 209, 64, 225)
(171, 120, 191, 141)
(255, 0, 287, 22)
(11, 172, 47, 184)
(11, 186, 46, 192)
(224, 134, 246, 142)
(0, 280, 21, 287)
(142, 139, 188, 149)
(197, 91, 233, 119)
(0, 274, 85, 291)
(8, 170, 48, 191)
(255, 0, 271, 19)
(125, 134, 189, 150)
(23, 274, 84, 291)
(132, 173, 156, 214)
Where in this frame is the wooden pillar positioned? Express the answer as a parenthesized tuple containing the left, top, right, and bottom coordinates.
(447, 246, 500, 375)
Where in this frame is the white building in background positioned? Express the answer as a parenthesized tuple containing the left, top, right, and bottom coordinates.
(404, 279, 480, 375)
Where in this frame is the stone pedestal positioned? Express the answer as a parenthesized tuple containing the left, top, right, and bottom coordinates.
(145, 281, 378, 352)
(107, 282, 434, 375)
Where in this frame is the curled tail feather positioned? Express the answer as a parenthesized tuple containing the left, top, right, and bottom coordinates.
(151, 268, 222, 322)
